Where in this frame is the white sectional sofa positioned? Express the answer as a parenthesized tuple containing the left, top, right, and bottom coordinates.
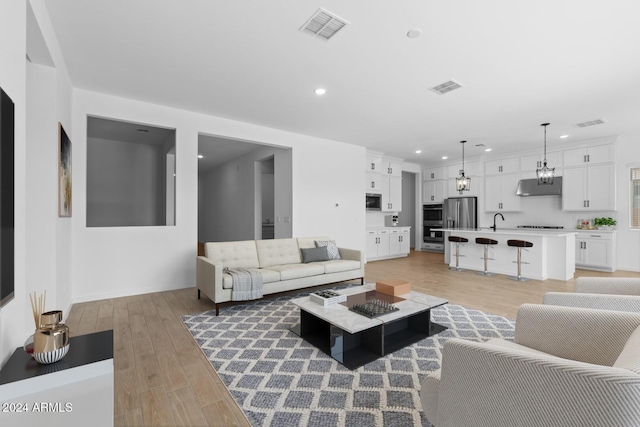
(196, 236, 364, 315)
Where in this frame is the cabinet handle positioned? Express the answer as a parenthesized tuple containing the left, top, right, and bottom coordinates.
(587, 154, 590, 162)
(371, 163, 375, 170)
(431, 173, 435, 178)
(587, 200, 590, 207)
(431, 196, 434, 201)
(583, 155, 587, 163)
(371, 181, 375, 188)
(590, 235, 601, 238)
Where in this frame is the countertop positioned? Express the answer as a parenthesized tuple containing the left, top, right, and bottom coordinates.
(433, 227, 577, 237)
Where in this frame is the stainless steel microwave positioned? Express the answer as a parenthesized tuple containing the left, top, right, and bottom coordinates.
(366, 193, 382, 211)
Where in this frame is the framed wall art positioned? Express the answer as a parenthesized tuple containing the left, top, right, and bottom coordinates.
(58, 122, 72, 217)
(0, 87, 15, 309)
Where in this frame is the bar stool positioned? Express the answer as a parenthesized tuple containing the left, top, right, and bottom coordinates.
(507, 239, 534, 281)
(475, 237, 498, 276)
(448, 236, 468, 271)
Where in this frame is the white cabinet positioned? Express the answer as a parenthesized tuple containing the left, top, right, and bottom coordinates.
(562, 164, 615, 211)
(366, 229, 390, 260)
(366, 172, 382, 192)
(389, 228, 411, 256)
(366, 155, 383, 173)
(382, 160, 403, 177)
(366, 227, 411, 261)
(564, 145, 614, 168)
(424, 166, 446, 181)
(520, 152, 561, 172)
(575, 231, 616, 272)
(447, 160, 480, 179)
(423, 179, 446, 204)
(485, 174, 521, 212)
(485, 157, 519, 175)
(382, 175, 402, 211)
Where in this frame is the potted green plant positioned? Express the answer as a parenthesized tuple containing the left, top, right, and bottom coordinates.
(593, 217, 617, 230)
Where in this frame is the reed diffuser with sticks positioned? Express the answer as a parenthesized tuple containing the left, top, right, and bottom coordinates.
(27, 290, 70, 364)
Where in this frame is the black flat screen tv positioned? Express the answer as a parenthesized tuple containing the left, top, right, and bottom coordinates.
(0, 87, 15, 309)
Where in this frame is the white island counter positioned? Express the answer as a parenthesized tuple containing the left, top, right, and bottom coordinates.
(437, 228, 577, 281)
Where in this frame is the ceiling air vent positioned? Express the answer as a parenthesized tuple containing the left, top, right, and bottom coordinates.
(429, 79, 464, 95)
(300, 8, 349, 41)
(575, 118, 607, 128)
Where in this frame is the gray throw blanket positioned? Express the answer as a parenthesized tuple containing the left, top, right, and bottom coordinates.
(226, 268, 264, 301)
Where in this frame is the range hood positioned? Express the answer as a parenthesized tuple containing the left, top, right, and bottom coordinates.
(516, 177, 562, 196)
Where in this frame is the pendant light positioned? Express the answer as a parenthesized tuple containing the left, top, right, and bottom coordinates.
(536, 123, 555, 185)
(455, 141, 471, 193)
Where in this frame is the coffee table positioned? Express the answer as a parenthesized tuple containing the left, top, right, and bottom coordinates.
(290, 283, 448, 369)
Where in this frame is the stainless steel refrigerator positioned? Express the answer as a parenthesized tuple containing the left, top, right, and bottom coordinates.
(443, 196, 477, 229)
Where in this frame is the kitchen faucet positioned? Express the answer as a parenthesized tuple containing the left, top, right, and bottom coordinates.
(490, 213, 505, 231)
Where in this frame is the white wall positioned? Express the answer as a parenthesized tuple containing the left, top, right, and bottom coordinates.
(87, 137, 166, 227)
(199, 146, 289, 242)
(71, 89, 365, 303)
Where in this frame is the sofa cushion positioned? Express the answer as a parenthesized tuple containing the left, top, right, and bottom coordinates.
(205, 241, 259, 269)
(485, 338, 551, 356)
(297, 236, 332, 250)
(222, 268, 280, 290)
(317, 259, 361, 274)
(256, 238, 301, 268)
(262, 263, 324, 281)
(315, 240, 341, 260)
(301, 247, 330, 263)
(613, 325, 640, 374)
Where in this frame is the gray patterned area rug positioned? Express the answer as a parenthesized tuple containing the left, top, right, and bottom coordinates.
(181, 288, 515, 427)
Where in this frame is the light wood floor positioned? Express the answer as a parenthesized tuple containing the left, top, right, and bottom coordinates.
(66, 250, 639, 426)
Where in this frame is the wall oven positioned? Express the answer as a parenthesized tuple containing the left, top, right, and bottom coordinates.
(366, 193, 382, 211)
(423, 204, 444, 252)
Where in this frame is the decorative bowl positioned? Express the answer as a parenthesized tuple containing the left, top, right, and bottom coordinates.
(33, 343, 70, 364)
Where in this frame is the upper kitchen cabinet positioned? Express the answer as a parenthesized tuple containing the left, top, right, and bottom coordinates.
(485, 173, 521, 212)
(563, 145, 614, 168)
(423, 179, 447, 204)
(485, 157, 519, 175)
(382, 160, 402, 177)
(562, 143, 615, 211)
(562, 164, 615, 211)
(382, 173, 402, 211)
(447, 160, 480, 179)
(366, 154, 383, 173)
(366, 171, 382, 192)
(520, 152, 562, 172)
(423, 166, 446, 181)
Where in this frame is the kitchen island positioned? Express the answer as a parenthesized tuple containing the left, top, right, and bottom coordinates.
(437, 228, 577, 281)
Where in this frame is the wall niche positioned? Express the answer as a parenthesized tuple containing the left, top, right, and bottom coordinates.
(86, 116, 176, 227)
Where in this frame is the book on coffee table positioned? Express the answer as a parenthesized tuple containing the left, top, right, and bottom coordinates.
(309, 290, 347, 306)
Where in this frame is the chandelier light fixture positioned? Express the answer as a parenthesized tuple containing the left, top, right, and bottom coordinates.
(536, 123, 555, 185)
(455, 140, 471, 193)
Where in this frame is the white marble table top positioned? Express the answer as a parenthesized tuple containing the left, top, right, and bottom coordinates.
(290, 283, 448, 334)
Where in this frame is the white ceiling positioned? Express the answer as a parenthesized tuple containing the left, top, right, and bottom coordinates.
(43, 0, 640, 164)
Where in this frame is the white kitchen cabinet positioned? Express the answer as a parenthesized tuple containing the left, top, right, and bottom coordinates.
(575, 231, 616, 272)
(366, 154, 383, 173)
(447, 160, 480, 179)
(389, 228, 411, 256)
(562, 164, 615, 211)
(424, 166, 446, 181)
(485, 157, 519, 175)
(367, 227, 411, 261)
(366, 172, 382, 192)
(423, 179, 446, 203)
(366, 229, 390, 260)
(484, 174, 521, 212)
(520, 152, 562, 172)
(563, 144, 614, 168)
(382, 160, 402, 177)
(381, 175, 402, 211)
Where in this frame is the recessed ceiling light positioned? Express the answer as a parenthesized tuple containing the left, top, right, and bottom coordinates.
(314, 88, 326, 95)
(415, 150, 422, 154)
(407, 28, 422, 38)
(485, 148, 492, 152)
(197, 154, 204, 159)
(560, 135, 569, 139)
(442, 156, 448, 160)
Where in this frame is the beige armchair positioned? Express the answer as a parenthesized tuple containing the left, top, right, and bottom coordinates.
(544, 277, 640, 312)
(420, 304, 640, 427)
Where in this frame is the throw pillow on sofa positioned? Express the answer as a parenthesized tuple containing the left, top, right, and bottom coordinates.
(301, 246, 330, 263)
(315, 240, 341, 260)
